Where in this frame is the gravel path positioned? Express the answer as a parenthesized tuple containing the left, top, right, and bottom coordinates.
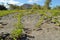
(21, 14, 60, 40)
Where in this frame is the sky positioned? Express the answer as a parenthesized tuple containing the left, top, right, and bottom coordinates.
(0, 0, 60, 8)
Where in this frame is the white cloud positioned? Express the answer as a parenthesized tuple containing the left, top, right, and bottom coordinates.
(28, 0, 33, 2)
(8, 0, 20, 4)
(28, 0, 43, 3)
(0, 0, 23, 5)
(0, 0, 24, 8)
(28, 0, 39, 3)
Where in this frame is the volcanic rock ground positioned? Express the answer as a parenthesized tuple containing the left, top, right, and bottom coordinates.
(0, 13, 18, 34)
(21, 14, 60, 40)
(0, 13, 60, 40)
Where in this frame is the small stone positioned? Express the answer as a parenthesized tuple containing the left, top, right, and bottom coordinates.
(0, 24, 3, 28)
(51, 22, 56, 24)
(36, 28, 43, 31)
(0, 17, 2, 20)
(2, 22, 8, 25)
(0, 21, 3, 24)
(27, 34, 35, 38)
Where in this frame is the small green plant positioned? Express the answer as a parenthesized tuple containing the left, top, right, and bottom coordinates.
(11, 29, 23, 39)
(36, 16, 44, 27)
(11, 12, 24, 40)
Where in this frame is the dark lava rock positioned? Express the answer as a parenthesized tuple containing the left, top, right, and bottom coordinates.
(0, 32, 10, 40)
(19, 34, 35, 40)
(36, 28, 43, 31)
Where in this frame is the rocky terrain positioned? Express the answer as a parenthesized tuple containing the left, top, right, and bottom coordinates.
(0, 13, 18, 34)
(0, 13, 60, 40)
(21, 14, 60, 40)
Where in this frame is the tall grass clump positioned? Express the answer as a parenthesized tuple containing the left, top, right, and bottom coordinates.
(10, 12, 24, 40)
